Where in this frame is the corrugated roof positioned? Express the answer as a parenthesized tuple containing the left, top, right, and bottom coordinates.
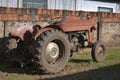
(89, 0, 119, 3)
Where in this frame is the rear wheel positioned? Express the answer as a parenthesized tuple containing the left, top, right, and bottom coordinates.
(33, 29, 70, 73)
(91, 41, 106, 62)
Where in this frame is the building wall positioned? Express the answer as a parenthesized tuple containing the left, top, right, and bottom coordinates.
(0, 0, 18, 8)
(47, 0, 118, 13)
(0, 0, 47, 9)
(79, 0, 117, 12)
(0, 0, 119, 13)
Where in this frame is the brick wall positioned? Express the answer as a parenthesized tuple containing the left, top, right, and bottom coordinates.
(0, 7, 120, 22)
(0, 7, 120, 47)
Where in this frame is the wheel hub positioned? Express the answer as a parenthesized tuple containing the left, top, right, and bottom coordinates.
(98, 47, 104, 56)
(45, 42, 59, 63)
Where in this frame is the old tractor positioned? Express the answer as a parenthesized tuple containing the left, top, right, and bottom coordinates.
(5, 11, 106, 74)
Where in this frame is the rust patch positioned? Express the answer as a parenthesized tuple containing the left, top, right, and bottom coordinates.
(34, 27, 53, 40)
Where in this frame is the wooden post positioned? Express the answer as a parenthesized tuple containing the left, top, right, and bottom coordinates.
(62, 10, 67, 22)
(97, 12, 102, 41)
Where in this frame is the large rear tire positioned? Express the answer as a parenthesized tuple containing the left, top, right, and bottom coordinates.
(33, 29, 70, 73)
(91, 41, 106, 62)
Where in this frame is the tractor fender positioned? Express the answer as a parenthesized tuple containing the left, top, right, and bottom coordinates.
(34, 24, 64, 40)
(34, 27, 53, 40)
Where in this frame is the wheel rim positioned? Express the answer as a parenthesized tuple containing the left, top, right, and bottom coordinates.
(45, 42, 60, 64)
(97, 47, 104, 56)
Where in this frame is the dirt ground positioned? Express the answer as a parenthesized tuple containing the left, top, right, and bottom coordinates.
(0, 47, 120, 80)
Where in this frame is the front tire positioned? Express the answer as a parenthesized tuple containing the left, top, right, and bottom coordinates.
(91, 41, 106, 62)
(33, 29, 70, 73)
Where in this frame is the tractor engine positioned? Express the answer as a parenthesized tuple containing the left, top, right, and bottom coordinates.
(69, 31, 89, 52)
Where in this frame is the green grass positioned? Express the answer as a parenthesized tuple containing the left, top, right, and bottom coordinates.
(0, 63, 11, 70)
(69, 47, 120, 68)
(106, 47, 120, 60)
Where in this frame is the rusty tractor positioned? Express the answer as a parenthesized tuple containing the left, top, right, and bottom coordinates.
(5, 13, 106, 74)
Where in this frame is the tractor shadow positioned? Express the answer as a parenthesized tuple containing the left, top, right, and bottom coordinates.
(0, 57, 91, 76)
(0, 37, 44, 75)
(69, 58, 91, 63)
(0, 37, 7, 63)
(43, 64, 120, 80)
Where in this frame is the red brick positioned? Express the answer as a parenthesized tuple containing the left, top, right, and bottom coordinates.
(118, 14, 120, 18)
(21, 9, 27, 14)
(2, 15, 6, 20)
(58, 10, 63, 15)
(0, 7, 120, 22)
(105, 13, 108, 18)
(11, 8, 17, 14)
(0, 14, 3, 20)
(67, 11, 71, 16)
(47, 10, 51, 14)
(107, 13, 113, 17)
(42, 9, 47, 14)
(37, 9, 42, 14)
(54, 10, 59, 16)
(26, 9, 30, 14)
(102, 18, 107, 22)
(39, 17, 44, 21)
(101, 13, 105, 18)
(18, 15, 22, 20)
(90, 12, 97, 17)
(6, 8, 11, 13)
(74, 16, 80, 20)
(108, 18, 113, 22)
(6, 8, 16, 14)
(4, 14, 13, 20)
(0, 7, 6, 13)
(83, 12, 86, 17)
(35, 15, 40, 21)
(50, 10, 55, 15)
(13, 14, 18, 21)
(71, 11, 76, 16)
(75, 11, 79, 16)
(23, 15, 30, 21)
(113, 18, 119, 22)
(17, 8, 22, 14)
(66, 16, 80, 21)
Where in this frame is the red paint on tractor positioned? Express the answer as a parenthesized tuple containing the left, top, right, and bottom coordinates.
(9, 23, 34, 40)
(59, 20, 97, 43)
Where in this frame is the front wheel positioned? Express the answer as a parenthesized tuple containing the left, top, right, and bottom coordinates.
(33, 29, 70, 73)
(91, 41, 106, 62)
